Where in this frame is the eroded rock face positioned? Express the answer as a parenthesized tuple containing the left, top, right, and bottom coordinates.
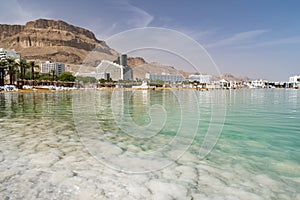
(127, 57, 147, 67)
(0, 19, 118, 65)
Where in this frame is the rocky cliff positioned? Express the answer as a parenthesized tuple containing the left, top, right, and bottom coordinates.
(0, 19, 197, 79)
(127, 57, 147, 67)
(0, 19, 118, 65)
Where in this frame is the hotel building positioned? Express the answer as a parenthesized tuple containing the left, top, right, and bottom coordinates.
(40, 61, 65, 76)
(0, 48, 21, 61)
(95, 54, 133, 81)
(146, 72, 185, 82)
(289, 75, 300, 88)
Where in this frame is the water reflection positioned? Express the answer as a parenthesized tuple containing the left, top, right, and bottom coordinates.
(0, 92, 73, 120)
(0, 94, 6, 118)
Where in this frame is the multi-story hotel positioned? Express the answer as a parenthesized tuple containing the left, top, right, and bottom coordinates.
(95, 54, 133, 81)
(0, 48, 21, 61)
(40, 61, 65, 76)
(146, 72, 185, 82)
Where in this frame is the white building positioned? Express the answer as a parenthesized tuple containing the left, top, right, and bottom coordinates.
(188, 74, 212, 84)
(41, 61, 65, 76)
(289, 75, 300, 88)
(146, 72, 184, 82)
(249, 80, 268, 88)
(96, 60, 132, 81)
(0, 48, 20, 60)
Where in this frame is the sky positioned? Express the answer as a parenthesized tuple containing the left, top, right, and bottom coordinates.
(1, 0, 300, 81)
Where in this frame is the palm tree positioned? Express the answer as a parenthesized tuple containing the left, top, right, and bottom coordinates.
(0, 59, 7, 86)
(6, 58, 18, 85)
(18, 59, 28, 80)
(51, 69, 56, 82)
(28, 61, 39, 80)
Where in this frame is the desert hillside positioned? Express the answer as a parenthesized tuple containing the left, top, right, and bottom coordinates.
(0, 19, 244, 80)
(0, 19, 118, 66)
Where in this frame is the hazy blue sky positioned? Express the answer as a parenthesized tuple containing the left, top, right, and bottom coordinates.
(1, 0, 300, 80)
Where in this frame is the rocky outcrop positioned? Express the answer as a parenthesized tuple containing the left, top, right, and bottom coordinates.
(127, 57, 147, 67)
(220, 73, 251, 81)
(0, 25, 24, 39)
(0, 19, 118, 65)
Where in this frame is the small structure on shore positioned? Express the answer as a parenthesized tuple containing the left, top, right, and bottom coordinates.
(132, 81, 155, 90)
(289, 75, 300, 89)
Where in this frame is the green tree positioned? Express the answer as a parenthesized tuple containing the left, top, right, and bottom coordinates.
(27, 61, 39, 80)
(0, 59, 7, 86)
(18, 59, 28, 80)
(76, 76, 97, 83)
(24, 71, 32, 80)
(59, 72, 76, 82)
(38, 74, 52, 81)
(99, 78, 106, 84)
(6, 58, 18, 85)
(51, 70, 57, 81)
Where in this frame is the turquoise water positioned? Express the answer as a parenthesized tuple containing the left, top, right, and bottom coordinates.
(0, 89, 299, 199)
(217, 90, 300, 168)
(205, 90, 300, 198)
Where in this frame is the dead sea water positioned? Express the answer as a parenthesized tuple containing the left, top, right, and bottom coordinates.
(0, 89, 299, 199)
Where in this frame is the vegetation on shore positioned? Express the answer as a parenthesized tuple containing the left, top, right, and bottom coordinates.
(0, 58, 76, 86)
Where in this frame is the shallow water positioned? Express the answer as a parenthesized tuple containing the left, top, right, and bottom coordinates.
(0, 89, 299, 199)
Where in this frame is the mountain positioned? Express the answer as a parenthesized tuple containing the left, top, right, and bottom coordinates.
(1, 19, 246, 81)
(0, 19, 118, 66)
(219, 73, 252, 82)
(0, 19, 184, 78)
(127, 57, 192, 80)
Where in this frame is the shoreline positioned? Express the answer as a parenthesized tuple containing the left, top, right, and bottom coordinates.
(0, 87, 295, 93)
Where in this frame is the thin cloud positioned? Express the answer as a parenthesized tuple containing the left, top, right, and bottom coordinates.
(178, 27, 218, 43)
(122, 1, 153, 27)
(88, 0, 154, 39)
(206, 29, 269, 48)
(152, 17, 219, 43)
(241, 36, 300, 48)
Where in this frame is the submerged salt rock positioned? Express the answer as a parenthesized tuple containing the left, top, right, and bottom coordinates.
(177, 151, 199, 164)
(147, 179, 188, 200)
(126, 144, 142, 153)
(74, 188, 105, 200)
(162, 167, 179, 180)
(28, 152, 60, 167)
(175, 165, 198, 184)
(0, 154, 4, 162)
(48, 170, 75, 185)
(0, 168, 20, 182)
(122, 182, 151, 199)
(82, 141, 124, 157)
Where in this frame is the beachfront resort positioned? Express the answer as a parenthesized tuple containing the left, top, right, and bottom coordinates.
(0, 50, 299, 199)
(1, 48, 299, 92)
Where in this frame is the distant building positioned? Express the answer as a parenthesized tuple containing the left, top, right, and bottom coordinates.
(146, 72, 184, 82)
(0, 48, 21, 86)
(119, 54, 127, 67)
(249, 79, 268, 88)
(289, 75, 300, 88)
(188, 74, 212, 84)
(0, 48, 21, 60)
(41, 61, 65, 76)
(96, 54, 133, 81)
